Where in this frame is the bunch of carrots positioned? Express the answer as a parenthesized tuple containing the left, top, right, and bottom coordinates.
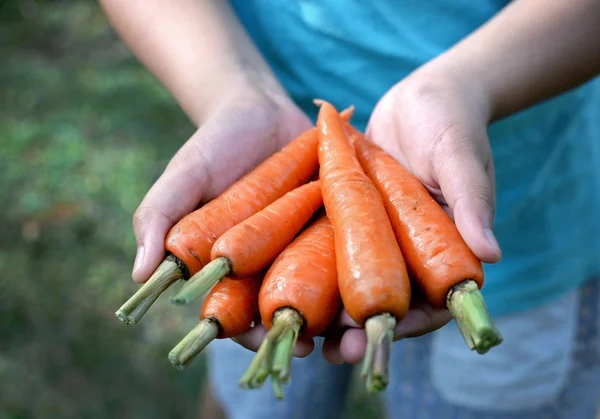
(115, 100, 503, 397)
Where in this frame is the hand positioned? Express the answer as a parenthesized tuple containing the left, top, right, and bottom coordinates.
(322, 59, 503, 364)
(131, 76, 316, 352)
(131, 77, 311, 284)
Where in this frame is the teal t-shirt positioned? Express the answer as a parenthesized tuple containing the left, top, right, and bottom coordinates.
(231, 0, 600, 316)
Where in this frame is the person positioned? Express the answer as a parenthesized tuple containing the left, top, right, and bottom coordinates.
(99, 0, 600, 417)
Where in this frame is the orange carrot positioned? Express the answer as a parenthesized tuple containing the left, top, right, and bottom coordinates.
(348, 125, 502, 354)
(171, 181, 323, 305)
(239, 215, 341, 398)
(259, 215, 340, 337)
(316, 100, 411, 392)
(168, 274, 262, 370)
(115, 108, 353, 325)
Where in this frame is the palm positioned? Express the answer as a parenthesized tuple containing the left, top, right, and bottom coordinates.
(173, 94, 312, 203)
(367, 80, 482, 213)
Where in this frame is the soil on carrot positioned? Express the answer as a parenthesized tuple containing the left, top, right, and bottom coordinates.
(0, 1, 382, 418)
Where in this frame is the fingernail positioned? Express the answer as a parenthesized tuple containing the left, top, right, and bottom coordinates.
(484, 229, 501, 252)
(133, 246, 145, 275)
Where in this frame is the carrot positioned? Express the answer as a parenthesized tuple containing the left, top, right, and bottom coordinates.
(115, 107, 354, 325)
(238, 215, 341, 398)
(315, 100, 411, 392)
(348, 125, 502, 354)
(170, 181, 323, 305)
(168, 274, 262, 370)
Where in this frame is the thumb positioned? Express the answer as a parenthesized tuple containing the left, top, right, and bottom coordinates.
(131, 138, 209, 283)
(434, 130, 502, 264)
(131, 113, 280, 283)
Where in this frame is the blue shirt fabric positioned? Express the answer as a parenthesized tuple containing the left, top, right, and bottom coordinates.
(230, 0, 600, 316)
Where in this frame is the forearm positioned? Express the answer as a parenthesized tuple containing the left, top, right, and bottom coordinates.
(437, 0, 600, 121)
(99, 0, 279, 125)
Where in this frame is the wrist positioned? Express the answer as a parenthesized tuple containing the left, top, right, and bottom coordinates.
(418, 53, 495, 124)
(193, 64, 289, 125)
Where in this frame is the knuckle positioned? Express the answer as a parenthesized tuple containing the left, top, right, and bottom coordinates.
(132, 204, 175, 233)
(132, 205, 154, 227)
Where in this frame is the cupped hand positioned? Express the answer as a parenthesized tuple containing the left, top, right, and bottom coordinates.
(367, 62, 501, 264)
(322, 60, 503, 364)
(130, 77, 313, 351)
(131, 80, 312, 284)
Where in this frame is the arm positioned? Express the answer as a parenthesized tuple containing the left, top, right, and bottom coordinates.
(99, 0, 281, 125)
(436, 0, 600, 121)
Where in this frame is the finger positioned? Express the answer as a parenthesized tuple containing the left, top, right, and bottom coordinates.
(230, 324, 269, 352)
(433, 127, 501, 263)
(393, 302, 452, 339)
(321, 337, 344, 365)
(132, 157, 204, 282)
(339, 328, 368, 364)
(329, 309, 361, 330)
(232, 325, 315, 357)
(336, 303, 452, 364)
(131, 114, 281, 283)
(320, 320, 350, 365)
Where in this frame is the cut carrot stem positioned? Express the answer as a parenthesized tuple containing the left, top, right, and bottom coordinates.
(271, 376, 285, 400)
(169, 275, 262, 369)
(239, 333, 277, 389)
(446, 280, 503, 354)
(171, 257, 231, 305)
(115, 254, 187, 324)
(271, 318, 300, 384)
(168, 319, 220, 370)
(360, 313, 396, 392)
(238, 308, 303, 391)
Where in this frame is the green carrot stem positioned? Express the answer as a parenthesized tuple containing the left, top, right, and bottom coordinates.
(171, 257, 231, 305)
(116, 254, 186, 325)
(271, 376, 285, 400)
(238, 308, 303, 390)
(271, 323, 300, 384)
(168, 319, 220, 370)
(446, 279, 503, 355)
(360, 313, 396, 393)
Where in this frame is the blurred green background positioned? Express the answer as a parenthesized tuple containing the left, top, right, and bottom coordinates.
(0, 1, 382, 418)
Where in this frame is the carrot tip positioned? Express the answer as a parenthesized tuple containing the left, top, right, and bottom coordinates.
(447, 280, 503, 354)
(313, 98, 325, 107)
(116, 255, 184, 324)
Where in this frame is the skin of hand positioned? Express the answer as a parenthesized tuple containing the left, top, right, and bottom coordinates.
(131, 84, 312, 283)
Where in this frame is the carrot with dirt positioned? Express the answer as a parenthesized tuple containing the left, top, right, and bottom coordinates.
(168, 274, 262, 370)
(315, 100, 411, 393)
(347, 124, 502, 354)
(115, 108, 353, 325)
(238, 215, 341, 399)
(170, 180, 323, 305)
